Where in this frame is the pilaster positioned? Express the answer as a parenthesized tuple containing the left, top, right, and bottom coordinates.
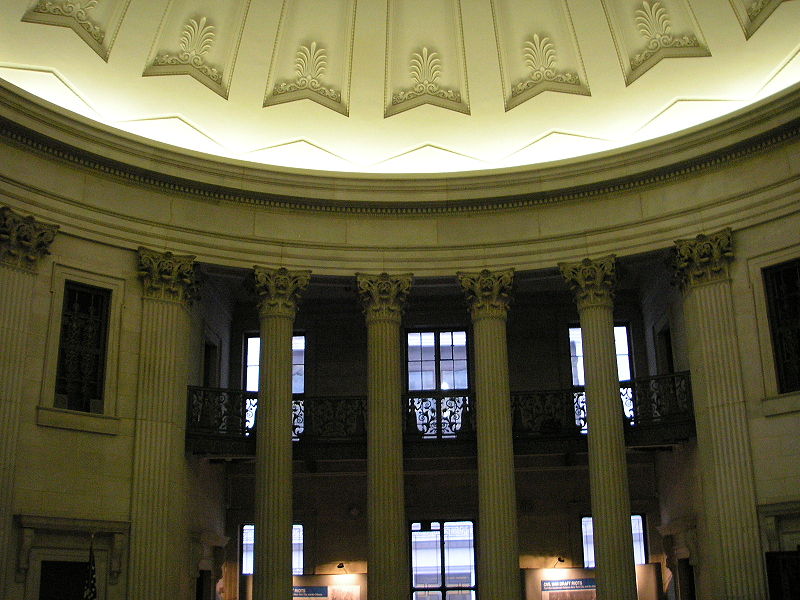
(672, 229, 766, 599)
(457, 268, 519, 600)
(560, 256, 637, 600)
(356, 272, 412, 600)
(252, 267, 310, 600)
(129, 247, 197, 600)
(0, 207, 57, 596)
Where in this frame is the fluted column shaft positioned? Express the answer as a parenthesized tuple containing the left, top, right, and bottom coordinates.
(252, 267, 310, 600)
(357, 273, 412, 600)
(561, 257, 637, 600)
(458, 269, 519, 600)
(129, 248, 197, 600)
(0, 207, 57, 597)
(673, 230, 765, 599)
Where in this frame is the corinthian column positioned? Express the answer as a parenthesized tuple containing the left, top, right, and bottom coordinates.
(559, 256, 637, 600)
(457, 268, 519, 600)
(672, 229, 765, 600)
(356, 273, 413, 600)
(129, 247, 197, 600)
(0, 207, 57, 595)
(252, 267, 310, 600)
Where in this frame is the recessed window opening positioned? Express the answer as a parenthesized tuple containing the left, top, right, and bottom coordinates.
(411, 520, 476, 599)
(581, 515, 646, 568)
(570, 325, 633, 431)
(241, 523, 303, 576)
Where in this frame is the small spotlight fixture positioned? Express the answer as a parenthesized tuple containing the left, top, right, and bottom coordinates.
(552, 556, 565, 568)
(337, 562, 348, 574)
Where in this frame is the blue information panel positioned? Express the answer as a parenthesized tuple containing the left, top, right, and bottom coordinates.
(542, 578, 597, 591)
(293, 587, 329, 598)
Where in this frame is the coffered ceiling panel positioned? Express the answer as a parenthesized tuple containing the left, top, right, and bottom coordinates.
(22, 0, 132, 60)
(491, 0, 589, 111)
(385, 0, 469, 117)
(262, 0, 355, 116)
(142, 0, 251, 98)
(602, 0, 711, 85)
(729, 0, 787, 38)
(1, 0, 799, 174)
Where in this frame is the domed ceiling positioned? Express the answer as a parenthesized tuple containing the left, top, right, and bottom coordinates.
(1, 0, 799, 174)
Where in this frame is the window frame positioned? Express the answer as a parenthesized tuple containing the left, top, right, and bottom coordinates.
(242, 332, 306, 395)
(580, 514, 648, 569)
(409, 519, 477, 599)
(746, 246, 800, 413)
(38, 263, 125, 434)
(568, 322, 634, 386)
(405, 329, 470, 393)
(240, 522, 304, 577)
(762, 258, 800, 394)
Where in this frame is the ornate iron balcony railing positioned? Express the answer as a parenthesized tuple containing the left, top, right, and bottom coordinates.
(404, 391, 474, 440)
(186, 371, 693, 451)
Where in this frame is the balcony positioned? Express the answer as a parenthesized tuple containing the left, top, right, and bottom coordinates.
(186, 372, 694, 456)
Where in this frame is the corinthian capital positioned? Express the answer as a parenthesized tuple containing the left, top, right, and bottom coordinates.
(137, 247, 198, 304)
(0, 206, 58, 272)
(457, 268, 514, 320)
(253, 266, 311, 319)
(559, 255, 616, 310)
(672, 228, 733, 289)
(356, 272, 413, 322)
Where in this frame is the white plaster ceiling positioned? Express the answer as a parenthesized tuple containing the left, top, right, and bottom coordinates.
(1, 0, 799, 174)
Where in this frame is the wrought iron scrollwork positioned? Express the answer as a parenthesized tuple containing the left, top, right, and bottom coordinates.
(405, 392, 472, 439)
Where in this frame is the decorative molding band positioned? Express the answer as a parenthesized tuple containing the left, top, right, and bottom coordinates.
(559, 256, 617, 310)
(150, 17, 222, 84)
(671, 228, 734, 289)
(0, 110, 798, 216)
(0, 205, 59, 272)
(253, 266, 311, 319)
(137, 247, 198, 304)
(356, 272, 413, 322)
(457, 268, 514, 320)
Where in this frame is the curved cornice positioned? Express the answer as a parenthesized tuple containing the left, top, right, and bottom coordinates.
(0, 80, 799, 214)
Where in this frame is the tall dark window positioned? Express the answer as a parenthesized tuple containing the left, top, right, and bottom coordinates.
(764, 259, 800, 393)
(406, 331, 470, 439)
(410, 520, 476, 599)
(55, 281, 111, 413)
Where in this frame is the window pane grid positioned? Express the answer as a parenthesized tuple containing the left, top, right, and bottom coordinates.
(245, 335, 305, 394)
(411, 521, 476, 596)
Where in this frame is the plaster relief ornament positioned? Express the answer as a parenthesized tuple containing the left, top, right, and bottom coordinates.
(273, 42, 342, 102)
(252, 266, 311, 318)
(457, 268, 515, 319)
(392, 47, 461, 105)
(356, 272, 413, 321)
(671, 228, 734, 289)
(137, 247, 198, 304)
(511, 34, 580, 97)
(32, 0, 103, 42)
(631, 1, 701, 68)
(152, 16, 222, 83)
(559, 256, 617, 310)
(0, 206, 59, 272)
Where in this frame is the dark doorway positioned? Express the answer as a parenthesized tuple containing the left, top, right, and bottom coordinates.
(39, 561, 85, 600)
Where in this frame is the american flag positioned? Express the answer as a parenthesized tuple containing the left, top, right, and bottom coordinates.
(83, 543, 97, 600)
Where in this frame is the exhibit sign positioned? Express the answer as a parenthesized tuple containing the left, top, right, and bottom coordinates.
(541, 578, 596, 599)
(292, 584, 361, 599)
